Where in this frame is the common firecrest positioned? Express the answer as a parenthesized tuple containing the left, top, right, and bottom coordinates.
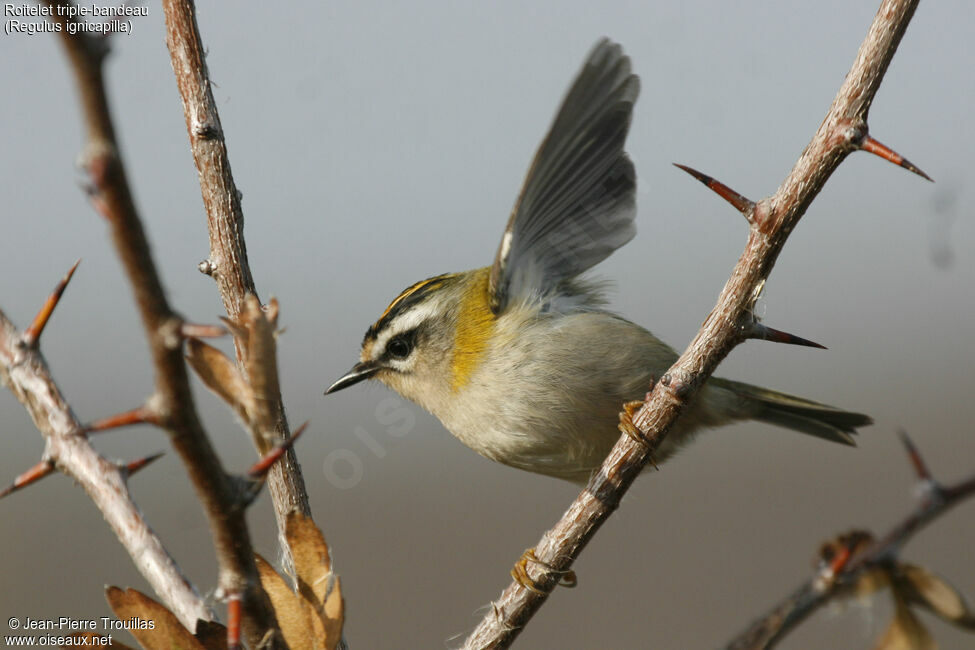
(326, 39, 871, 483)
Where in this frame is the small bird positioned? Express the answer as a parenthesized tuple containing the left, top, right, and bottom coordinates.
(326, 39, 871, 483)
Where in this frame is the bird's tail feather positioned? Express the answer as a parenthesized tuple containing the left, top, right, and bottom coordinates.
(715, 378, 872, 446)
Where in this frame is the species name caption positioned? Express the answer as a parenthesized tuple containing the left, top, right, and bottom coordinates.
(4, 3, 147, 36)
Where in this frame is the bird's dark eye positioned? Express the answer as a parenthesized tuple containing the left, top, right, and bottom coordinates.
(387, 335, 413, 360)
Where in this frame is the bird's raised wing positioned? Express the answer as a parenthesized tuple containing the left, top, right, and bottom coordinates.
(487, 38, 640, 314)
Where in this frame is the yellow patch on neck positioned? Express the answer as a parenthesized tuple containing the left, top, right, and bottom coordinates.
(450, 268, 496, 391)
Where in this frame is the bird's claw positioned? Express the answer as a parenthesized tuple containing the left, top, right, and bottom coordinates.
(618, 400, 659, 468)
(511, 548, 577, 594)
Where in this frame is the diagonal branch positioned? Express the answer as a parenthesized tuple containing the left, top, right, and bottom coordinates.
(40, 1, 284, 646)
(160, 0, 312, 560)
(0, 308, 213, 628)
(462, 0, 923, 647)
(725, 439, 975, 650)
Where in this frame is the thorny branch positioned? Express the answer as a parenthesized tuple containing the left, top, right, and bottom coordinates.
(160, 0, 312, 565)
(38, 0, 284, 646)
(0, 282, 213, 628)
(726, 434, 975, 649)
(462, 0, 926, 647)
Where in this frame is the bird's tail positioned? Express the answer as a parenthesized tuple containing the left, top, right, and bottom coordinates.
(714, 378, 873, 445)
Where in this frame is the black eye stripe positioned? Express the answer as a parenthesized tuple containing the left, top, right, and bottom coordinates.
(364, 273, 457, 345)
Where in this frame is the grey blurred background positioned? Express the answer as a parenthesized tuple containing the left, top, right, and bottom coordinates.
(2, 1, 973, 648)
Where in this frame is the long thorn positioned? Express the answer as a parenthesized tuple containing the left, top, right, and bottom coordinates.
(84, 406, 157, 434)
(248, 421, 309, 480)
(673, 163, 756, 221)
(745, 322, 827, 349)
(860, 136, 932, 182)
(22, 260, 81, 348)
(124, 452, 165, 477)
(897, 430, 932, 482)
(0, 460, 56, 499)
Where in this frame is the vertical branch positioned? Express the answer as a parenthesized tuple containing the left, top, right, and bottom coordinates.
(462, 0, 922, 647)
(160, 0, 312, 555)
(41, 1, 284, 646)
(160, 1, 255, 322)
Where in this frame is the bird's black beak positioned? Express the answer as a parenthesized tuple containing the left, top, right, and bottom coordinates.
(325, 361, 380, 395)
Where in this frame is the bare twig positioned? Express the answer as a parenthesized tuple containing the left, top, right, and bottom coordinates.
(0, 306, 213, 628)
(725, 436, 975, 650)
(462, 1, 923, 647)
(160, 0, 312, 559)
(41, 1, 284, 645)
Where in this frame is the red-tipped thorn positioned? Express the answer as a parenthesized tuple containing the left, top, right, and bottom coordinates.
(819, 531, 873, 578)
(22, 260, 81, 348)
(124, 452, 164, 476)
(180, 322, 228, 339)
(747, 322, 827, 349)
(248, 421, 309, 480)
(897, 430, 932, 482)
(828, 543, 854, 576)
(673, 163, 756, 220)
(84, 406, 157, 434)
(226, 594, 242, 650)
(860, 136, 932, 182)
(0, 460, 56, 499)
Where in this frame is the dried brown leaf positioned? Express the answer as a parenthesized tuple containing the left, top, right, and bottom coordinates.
(854, 566, 893, 598)
(185, 338, 253, 420)
(61, 632, 136, 649)
(873, 594, 935, 650)
(287, 512, 332, 604)
(900, 564, 975, 629)
(322, 575, 343, 646)
(192, 620, 229, 650)
(255, 553, 317, 649)
(286, 512, 344, 649)
(105, 586, 205, 650)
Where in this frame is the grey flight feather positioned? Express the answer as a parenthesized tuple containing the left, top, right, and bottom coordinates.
(488, 38, 641, 314)
(713, 378, 874, 447)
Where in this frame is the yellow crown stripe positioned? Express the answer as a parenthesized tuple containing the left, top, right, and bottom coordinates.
(374, 276, 445, 328)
